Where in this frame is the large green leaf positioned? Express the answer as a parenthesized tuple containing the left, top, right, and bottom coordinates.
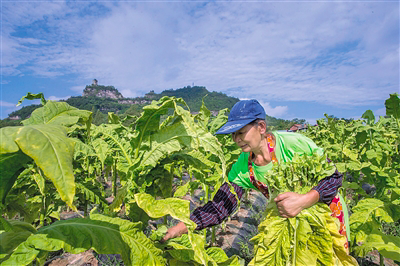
(14, 125, 76, 207)
(133, 97, 187, 158)
(174, 105, 227, 175)
(350, 198, 394, 231)
(0, 151, 31, 203)
(108, 112, 120, 124)
(362, 110, 375, 125)
(138, 121, 194, 172)
(0, 221, 37, 262)
(353, 229, 400, 261)
(194, 96, 211, 130)
(92, 138, 110, 169)
(92, 124, 132, 167)
(209, 109, 229, 134)
(0, 127, 20, 153)
(22, 101, 92, 126)
(3, 214, 165, 266)
(385, 93, 400, 120)
(206, 247, 241, 265)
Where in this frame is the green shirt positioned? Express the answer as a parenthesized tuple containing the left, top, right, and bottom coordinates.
(228, 131, 323, 190)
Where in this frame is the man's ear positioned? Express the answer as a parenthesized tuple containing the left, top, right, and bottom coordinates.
(258, 121, 267, 134)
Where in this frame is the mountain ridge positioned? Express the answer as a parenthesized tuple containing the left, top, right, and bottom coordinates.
(2, 83, 304, 129)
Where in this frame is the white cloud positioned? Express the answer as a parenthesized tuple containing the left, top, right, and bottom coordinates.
(69, 85, 86, 93)
(374, 107, 386, 117)
(0, 101, 21, 119)
(120, 89, 138, 98)
(1, 1, 399, 110)
(259, 101, 288, 118)
(48, 95, 71, 101)
(238, 98, 288, 118)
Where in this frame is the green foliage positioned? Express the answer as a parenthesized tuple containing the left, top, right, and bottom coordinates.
(350, 198, 400, 261)
(385, 93, 400, 120)
(65, 96, 131, 115)
(7, 93, 399, 265)
(160, 86, 239, 112)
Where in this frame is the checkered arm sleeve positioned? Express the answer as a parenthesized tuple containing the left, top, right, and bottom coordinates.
(313, 168, 343, 205)
(190, 182, 244, 230)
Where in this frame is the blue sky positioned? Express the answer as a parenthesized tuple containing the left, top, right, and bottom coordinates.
(1, 1, 399, 124)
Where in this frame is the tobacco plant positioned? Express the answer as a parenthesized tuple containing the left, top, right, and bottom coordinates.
(1, 94, 241, 265)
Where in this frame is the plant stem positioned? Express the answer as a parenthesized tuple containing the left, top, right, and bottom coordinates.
(204, 184, 209, 204)
(84, 199, 88, 217)
(203, 183, 209, 240)
(292, 219, 298, 266)
(113, 158, 117, 197)
(211, 226, 216, 246)
(379, 254, 384, 266)
(40, 194, 46, 227)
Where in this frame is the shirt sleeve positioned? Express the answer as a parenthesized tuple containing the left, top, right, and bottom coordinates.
(312, 168, 343, 205)
(190, 182, 244, 230)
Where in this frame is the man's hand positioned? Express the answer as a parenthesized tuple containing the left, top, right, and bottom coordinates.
(274, 190, 319, 218)
(161, 222, 188, 242)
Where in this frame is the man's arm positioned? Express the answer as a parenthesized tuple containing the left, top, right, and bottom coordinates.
(274, 168, 343, 218)
(190, 182, 244, 230)
(162, 182, 243, 242)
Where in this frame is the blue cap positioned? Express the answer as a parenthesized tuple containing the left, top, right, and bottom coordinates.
(215, 99, 266, 134)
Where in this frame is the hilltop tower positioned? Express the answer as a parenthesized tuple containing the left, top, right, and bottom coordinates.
(92, 79, 98, 86)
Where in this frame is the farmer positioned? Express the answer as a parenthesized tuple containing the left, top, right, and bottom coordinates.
(162, 99, 349, 245)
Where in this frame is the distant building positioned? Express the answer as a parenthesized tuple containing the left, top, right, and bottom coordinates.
(144, 90, 156, 99)
(287, 124, 308, 132)
(92, 79, 98, 86)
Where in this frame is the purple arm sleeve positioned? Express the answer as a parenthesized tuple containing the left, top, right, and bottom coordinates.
(190, 182, 244, 230)
(313, 168, 343, 205)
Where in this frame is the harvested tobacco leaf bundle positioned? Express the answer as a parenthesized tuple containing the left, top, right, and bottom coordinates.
(249, 153, 358, 266)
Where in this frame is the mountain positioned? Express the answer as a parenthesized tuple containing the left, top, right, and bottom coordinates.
(83, 84, 124, 99)
(1, 83, 303, 129)
(1, 84, 239, 126)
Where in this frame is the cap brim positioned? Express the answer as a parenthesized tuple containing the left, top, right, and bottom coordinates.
(215, 118, 256, 135)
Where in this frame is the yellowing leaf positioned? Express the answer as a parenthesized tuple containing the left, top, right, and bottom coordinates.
(14, 125, 76, 208)
(134, 193, 195, 230)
